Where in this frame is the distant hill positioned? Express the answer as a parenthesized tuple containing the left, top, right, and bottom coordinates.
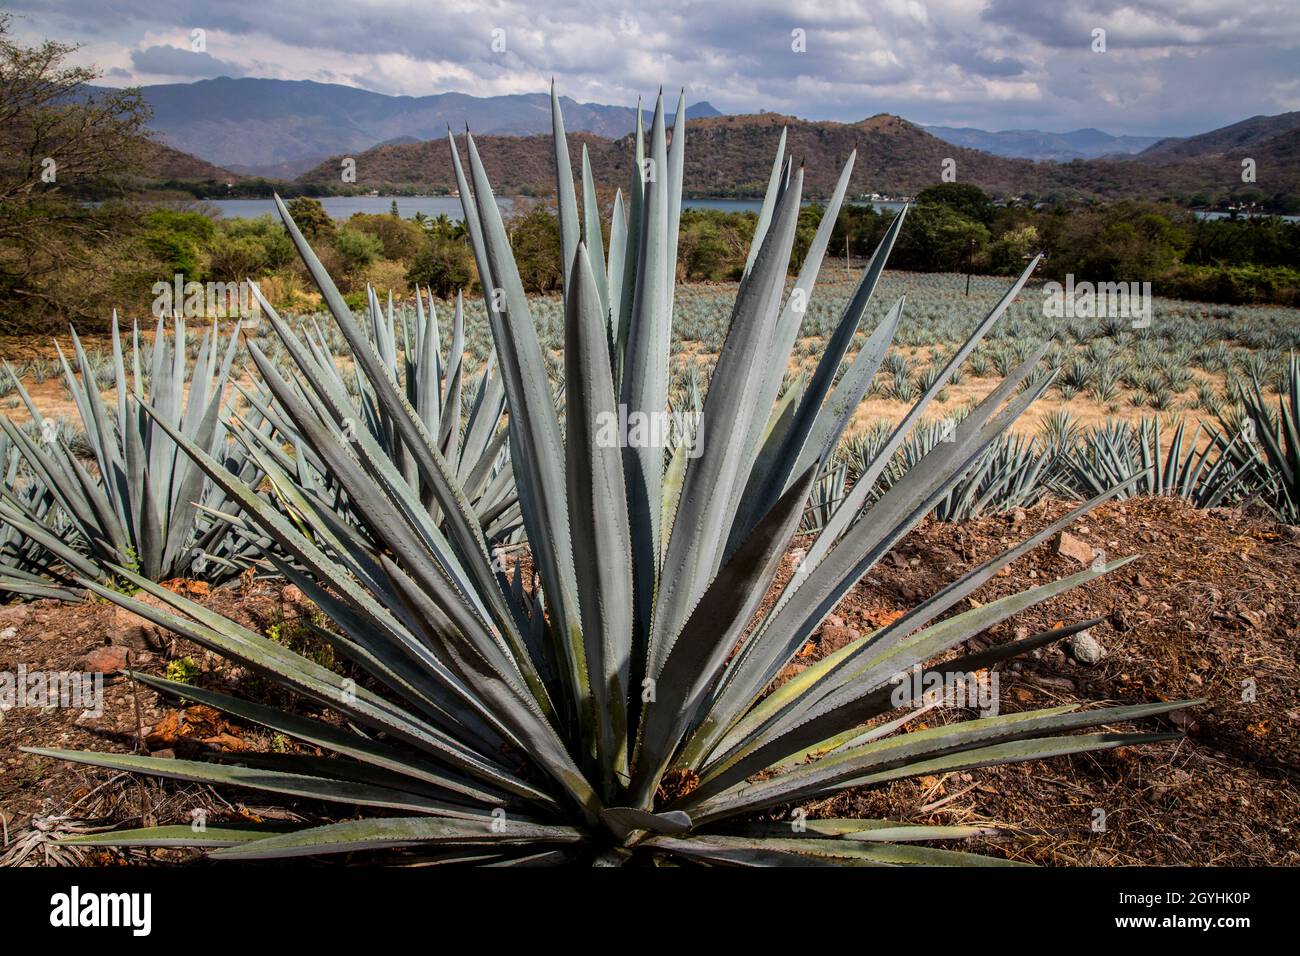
(296, 111, 1300, 205)
(104, 77, 721, 171)
(1137, 112, 1300, 162)
(297, 111, 1054, 198)
(138, 139, 239, 182)
(224, 157, 324, 179)
(925, 125, 1162, 161)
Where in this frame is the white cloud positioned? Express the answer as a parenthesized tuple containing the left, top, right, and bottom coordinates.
(5, 0, 1296, 135)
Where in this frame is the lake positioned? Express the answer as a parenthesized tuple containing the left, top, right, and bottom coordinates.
(200, 195, 910, 220)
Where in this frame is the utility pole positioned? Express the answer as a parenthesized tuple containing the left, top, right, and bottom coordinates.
(964, 238, 975, 296)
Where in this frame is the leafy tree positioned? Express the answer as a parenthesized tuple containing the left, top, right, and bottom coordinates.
(407, 236, 476, 298)
(334, 227, 384, 275)
(891, 204, 989, 272)
(139, 209, 215, 280)
(284, 196, 336, 244)
(830, 204, 886, 264)
(207, 216, 296, 284)
(508, 205, 563, 293)
(346, 212, 425, 260)
(681, 218, 732, 279)
(988, 224, 1041, 275)
(915, 183, 995, 226)
(676, 209, 754, 280)
(0, 14, 152, 328)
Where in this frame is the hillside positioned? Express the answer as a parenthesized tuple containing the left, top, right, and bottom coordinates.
(296, 112, 1300, 204)
(136, 139, 241, 183)
(1138, 112, 1300, 162)
(297, 112, 1053, 198)
(107, 77, 719, 170)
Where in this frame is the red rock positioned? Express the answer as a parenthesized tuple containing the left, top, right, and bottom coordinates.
(106, 596, 171, 649)
(1055, 531, 1095, 565)
(818, 625, 861, 653)
(80, 644, 130, 673)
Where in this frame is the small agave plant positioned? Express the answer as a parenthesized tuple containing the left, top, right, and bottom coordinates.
(0, 317, 266, 595)
(0, 428, 77, 600)
(38, 89, 1193, 865)
(1058, 416, 1258, 509)
(1221, 353, 1298, 521)
(238, 285, 519, 547)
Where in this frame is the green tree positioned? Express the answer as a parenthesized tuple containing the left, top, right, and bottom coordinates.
(0, 14, 153, 328)
(139, 209, 215, 280)
(892, 204, 989, 272)
(508, 205, 563, 293)
(285, 196, 336, 244)
(988, 223, 1041, 275)
(346, 212, 424, 260)
(214, 215, 295, 275)
(407, 236, 476, 298)
(915, 183, 995, 226)
(334, 227, 384, 275)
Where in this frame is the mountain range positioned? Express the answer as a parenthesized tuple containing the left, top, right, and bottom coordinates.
(923, 125, 1162, 161)
(104, 77, 720, 176)
(98, 76, 1298, 206)
(1135, 111, 1300, 162)
(290, 110, 1300, 204)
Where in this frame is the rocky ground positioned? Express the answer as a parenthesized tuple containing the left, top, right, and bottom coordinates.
(1, 496, 1296, 866)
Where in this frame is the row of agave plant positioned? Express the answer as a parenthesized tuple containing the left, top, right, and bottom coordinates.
(792, 395, 1295, 531)
(0, 88, 1210, 865)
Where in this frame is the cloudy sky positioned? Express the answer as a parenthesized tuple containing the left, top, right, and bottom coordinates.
(9, 0, 1298, 136)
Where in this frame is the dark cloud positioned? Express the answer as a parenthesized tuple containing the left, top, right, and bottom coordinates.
(951, 49, 1027, 78)
(131, 44, 247, 78)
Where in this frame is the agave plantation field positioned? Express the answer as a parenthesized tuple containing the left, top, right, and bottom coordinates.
(1, 90, 1298, 870)
(6, 267, 1297, 528)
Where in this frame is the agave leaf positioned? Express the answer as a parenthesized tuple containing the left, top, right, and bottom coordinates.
(59, 825, 291, 848)
(729, 200, 903, 550)
(599, 806, 692, 836)
(130, 672, 509, 806)
(607, 189, 627, 363)
(208, 815, 584, 860)
(550, 82, 582, 306)
(694, 562, 1136, 797)
(742, 127, 787, 279)
(812, 254, 1045, 560)
(620, 92, 673, 672)
(728, 819, 1008, 842)
(579, 145, 610, 319)
(630, 460, 819, 806)
(566, 242, 634, 789)
(651, 165, 805, 676)
(459, 136, 588, 740)
(25, 747, 490, 817)
(665, 89, 686, 321)
(83, 572, 555, 807)
(687, 348, 1054, 767)
(690, 731, 1180, 824)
